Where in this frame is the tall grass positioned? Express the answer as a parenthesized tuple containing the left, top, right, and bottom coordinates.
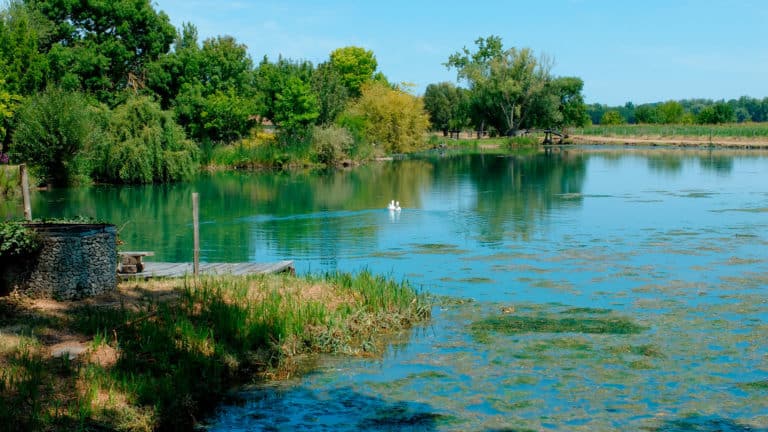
(0, 271, 430, 431)
(574, 123, 768, 138)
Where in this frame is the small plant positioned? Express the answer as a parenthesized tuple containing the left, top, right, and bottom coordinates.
(0, 152, 8, 164)
(0, 221, 42, 259)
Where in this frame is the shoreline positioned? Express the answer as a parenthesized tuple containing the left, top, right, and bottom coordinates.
(569, 134, 768, 148)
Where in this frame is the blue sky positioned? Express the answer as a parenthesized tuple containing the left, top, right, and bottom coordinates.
(154, 0, 768, 105)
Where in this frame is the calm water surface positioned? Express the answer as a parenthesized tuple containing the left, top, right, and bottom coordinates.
(23, 147, 768, 430)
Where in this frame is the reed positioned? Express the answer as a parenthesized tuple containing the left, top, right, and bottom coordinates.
(0, 271, 431, 431)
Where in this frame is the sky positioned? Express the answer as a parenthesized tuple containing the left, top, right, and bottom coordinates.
(153, 0, 768, 106)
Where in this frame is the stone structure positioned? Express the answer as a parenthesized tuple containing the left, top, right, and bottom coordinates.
(1, 224, 117, 300)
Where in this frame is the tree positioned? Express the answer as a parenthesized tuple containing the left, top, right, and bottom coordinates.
(0, 1, 51, 96)
(11, 88, 101, 185)
(92, 96, 199, 184)
(424, 82, 468, 135)
(657, 100, 684, 124)
(346, 81, 430, 154)
(30, 0, 176, 102)
(149, 31, 258, 143)
(329, 46, 377, 97)
(600, 110, 625, 125)
(552, 77, 590, 127)
(446, 36, 554, 135)
(0, 78, 22, 147)
(273, 76, 319, 137)
(311, 61, 349, 125)
(634, 104, 660, 124)
(697, 102, 734, 124)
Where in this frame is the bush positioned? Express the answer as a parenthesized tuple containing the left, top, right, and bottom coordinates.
(0, 221, 41, 259)
(92, 96, 200, 183)
(311, 125, 353, 166)
(11, 88, 102, 186)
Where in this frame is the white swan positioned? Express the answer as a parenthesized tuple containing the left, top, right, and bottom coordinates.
(387, 200, 396, 211)
(395, 201, 401, 212)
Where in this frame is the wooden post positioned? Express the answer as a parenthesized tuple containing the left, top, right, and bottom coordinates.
(20, 164, 32, 221)
(192, 192, 200, 276)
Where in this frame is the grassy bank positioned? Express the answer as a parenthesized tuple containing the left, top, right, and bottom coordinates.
(573, 123, 768, 139)
(0, 271, 430, 431)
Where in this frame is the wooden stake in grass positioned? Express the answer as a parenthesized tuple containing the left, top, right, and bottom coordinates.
(20, 164, 31, 221)
(193, 192, 200, 277)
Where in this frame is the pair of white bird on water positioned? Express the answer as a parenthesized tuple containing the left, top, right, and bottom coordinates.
(387, 200, 402, 212)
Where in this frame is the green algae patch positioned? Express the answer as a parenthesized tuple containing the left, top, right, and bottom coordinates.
(470, 314, 645, 338)
(410, 243, 467, 255)
(608, 343, 665, 358)
(737, 380, 768, 391)
(561, 307, 613, 315)
(369, 250, 408, 258)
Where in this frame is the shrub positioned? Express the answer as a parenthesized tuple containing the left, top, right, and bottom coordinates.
(311, 125, 353, 166)
(11, 88, 101, 186)
(92, 96, 199, 183)
(0, 221, 41, 259)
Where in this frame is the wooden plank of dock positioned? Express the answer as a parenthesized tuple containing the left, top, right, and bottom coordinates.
(119, 260, 295, 279)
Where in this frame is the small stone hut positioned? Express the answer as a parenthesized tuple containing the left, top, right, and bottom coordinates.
(1, 223, 117, 300)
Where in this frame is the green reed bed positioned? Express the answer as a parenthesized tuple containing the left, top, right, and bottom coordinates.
(574, 123, 768, 138)
(0, 271, 430, 431)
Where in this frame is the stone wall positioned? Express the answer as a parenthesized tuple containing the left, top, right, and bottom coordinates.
(1, 224, 117, 300)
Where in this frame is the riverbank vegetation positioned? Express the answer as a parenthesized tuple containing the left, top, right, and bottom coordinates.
(0, 271, 430, 431)
(0, 1, 432, 186)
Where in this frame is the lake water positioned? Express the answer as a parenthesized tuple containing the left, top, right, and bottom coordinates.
(25, 146, 768, 430)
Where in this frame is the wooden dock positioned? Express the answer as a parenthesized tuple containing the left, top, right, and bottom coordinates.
(119, 260, 295, 279)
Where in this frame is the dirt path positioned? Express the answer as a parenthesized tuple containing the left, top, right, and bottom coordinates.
(570, 134, 768, 148)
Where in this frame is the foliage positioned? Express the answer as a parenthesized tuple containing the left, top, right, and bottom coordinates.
(600, 110, 625, 125)
(657, 100, 684, 124)
(0, 220, 41, 258)
(311, 124, 353, 166)
(273, 75, 320, 135)
(11, 87, 100, 185)
(254, 56, 313, 124)
(150, 31, 257, 144)
(423, 82, 469, 134)
(92, 96, 199, 184)
(346, 81, 430, 154)
(445, 35, 579, 135)
(29, 0, 176, 103)
(697, 102, 735, 124)
(329, 46, 378, 97)
(0, 1, 52, 96)
(311, 61, 349, 125)
(0, 78, 22, 144)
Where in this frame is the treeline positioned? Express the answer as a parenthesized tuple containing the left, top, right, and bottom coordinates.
(423, 35, 591, 137)
(589, 96, 768, 126)
(0, 0, 429, 186)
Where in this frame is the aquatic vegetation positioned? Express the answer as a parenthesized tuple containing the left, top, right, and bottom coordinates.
(410, 243, 467, 255)
(470, 313, 646, 338)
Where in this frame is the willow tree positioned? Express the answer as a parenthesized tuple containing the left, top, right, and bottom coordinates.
(446, 35, 554, 135)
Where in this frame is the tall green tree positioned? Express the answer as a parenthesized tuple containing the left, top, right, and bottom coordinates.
(29, 0, 176, 102)
(329, 46, 377, 97)
(446, 36, 553, 135)
(273, 75, 319, 137)
(148, 29, 258, 143)
(0, 1, 51, 96)
(311, 61, 349, 125)
(424, 82, 468, 135)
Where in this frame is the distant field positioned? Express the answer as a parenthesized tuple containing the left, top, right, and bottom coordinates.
(573, 123, 768, 138)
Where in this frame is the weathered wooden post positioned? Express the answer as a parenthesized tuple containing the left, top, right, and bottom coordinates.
(192, 192, 200, 276)
(20, 164, 32, 221)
